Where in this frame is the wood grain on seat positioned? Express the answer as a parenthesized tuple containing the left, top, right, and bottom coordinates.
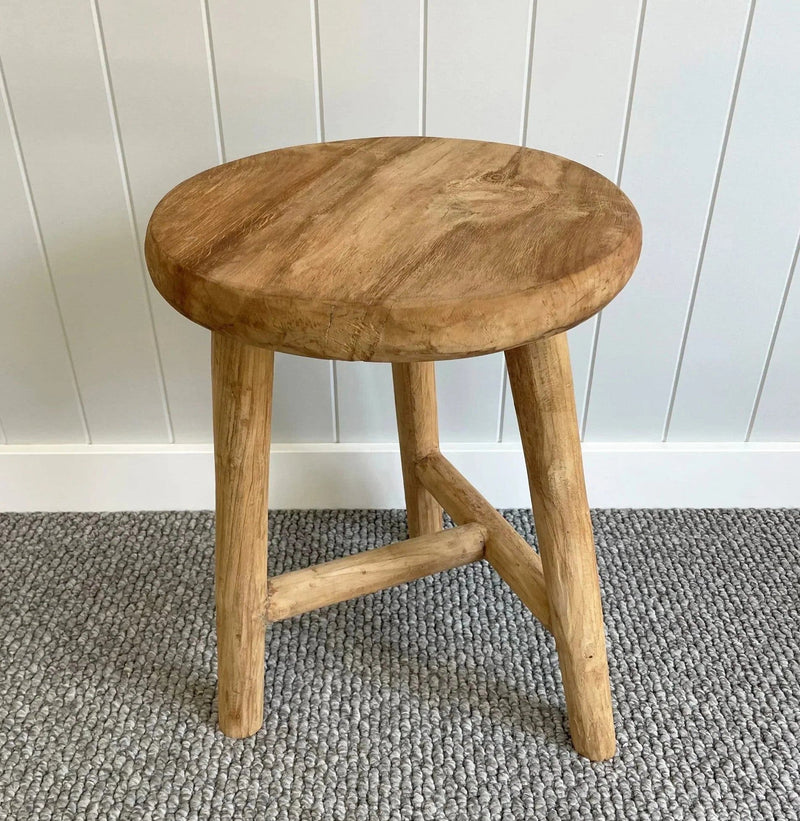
(145, 136, 641, 361)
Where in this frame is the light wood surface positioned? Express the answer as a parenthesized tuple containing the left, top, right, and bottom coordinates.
(416, 451, 551, 629)
(145, 136, 641, 362)
(506, 334, 615, 761)
(212, 332, 273, 738)
(266, 523, 486, 622)
(392, 362, 443, 537)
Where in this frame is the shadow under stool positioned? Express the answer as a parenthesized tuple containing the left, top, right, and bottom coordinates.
(144, 136, 642, 760)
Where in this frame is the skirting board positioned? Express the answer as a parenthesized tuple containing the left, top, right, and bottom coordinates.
(0, 442, 798, 512)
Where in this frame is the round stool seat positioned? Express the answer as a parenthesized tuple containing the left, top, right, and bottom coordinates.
(145, 136, 641, 362)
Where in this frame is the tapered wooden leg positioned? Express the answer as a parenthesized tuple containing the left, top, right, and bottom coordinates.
(505, 334, 615, 760)
(392, 362, 442, 537)
(212, 333, 274, 738)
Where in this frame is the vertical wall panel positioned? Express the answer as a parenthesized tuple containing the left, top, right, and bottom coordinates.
(273, 353, 337, 443)
(0, 66, 86, 443)
(336, 362, 396, 443)
(668, 0, 800, 441)
(319, 0, 419, 142)
(583, 0, 751, 441)
(99, 0, 219, 442)
(319, 0, 420, 442)
(503, 0, 641, 441)
(209, 0, 318, 160)
(209, 0, 334, 442)
(750, 247, 800, 441)
(426, 0, 530, 441)
(0, 0, 171, 442)
(426, 0, 530, 144)
(524, 0, 641, 178)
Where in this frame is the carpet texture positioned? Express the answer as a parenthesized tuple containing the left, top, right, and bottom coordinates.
(0, 509, 798, 820)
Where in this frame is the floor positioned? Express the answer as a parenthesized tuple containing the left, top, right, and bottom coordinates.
(0, 509, 798, 820)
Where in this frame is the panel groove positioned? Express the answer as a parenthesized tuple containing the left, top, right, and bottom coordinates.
(497, 0, 537, 443)
(494, 359, 509, 443)
(662, 0, 756, 442)
(329, 361, 340, 443)
(318, 1, 422, 442)
(426, 0, 531, 441)
(418, 0, 428, 136)
(309, 0, 337, 441)
(496, 370, 509, 443)
(746, 227, 800, 441)
(518, 0, 537, 146)
(201, 0, 225, 164)
(310, 0, 326, 142)
(614, 0, 648, 185)
(91, 0, 175, 444)
(208, 0, 332, 442)
(579, 0, 647, 439)
(579, 315, 603, 441)
(0, 56, 90, 444)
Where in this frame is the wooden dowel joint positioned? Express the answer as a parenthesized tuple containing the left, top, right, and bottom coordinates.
(415, 451, 551, 630)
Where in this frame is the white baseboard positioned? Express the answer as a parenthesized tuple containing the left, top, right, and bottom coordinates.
(0, 442, 798, 512)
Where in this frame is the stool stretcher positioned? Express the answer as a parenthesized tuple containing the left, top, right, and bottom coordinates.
(266, 522, 487, 622)
(415, 451, 551, 630)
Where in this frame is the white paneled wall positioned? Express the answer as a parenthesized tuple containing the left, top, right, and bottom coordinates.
(503, 0, 642, 441)
(0, 0, 171, 443)
(585, 0, 753, 442)
(1, 0, 799, 502)
(100, 0, 220, 443)
(666, 0, 800, 441)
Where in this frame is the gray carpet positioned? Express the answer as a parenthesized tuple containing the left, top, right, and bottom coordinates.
(0, 509, 798, 820)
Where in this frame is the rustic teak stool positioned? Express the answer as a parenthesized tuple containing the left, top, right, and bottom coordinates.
(145, 137, 641, 761)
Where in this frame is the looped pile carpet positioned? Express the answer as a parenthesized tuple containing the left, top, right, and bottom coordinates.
(0, 509, 797, 819)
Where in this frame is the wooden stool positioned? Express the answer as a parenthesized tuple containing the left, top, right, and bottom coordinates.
(145, 137, 641, 761)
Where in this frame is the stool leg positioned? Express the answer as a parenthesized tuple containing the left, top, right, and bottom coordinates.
(392, 362, 443, 537)
(505, 334, 615, 760)
(211, 332, 273, 738)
